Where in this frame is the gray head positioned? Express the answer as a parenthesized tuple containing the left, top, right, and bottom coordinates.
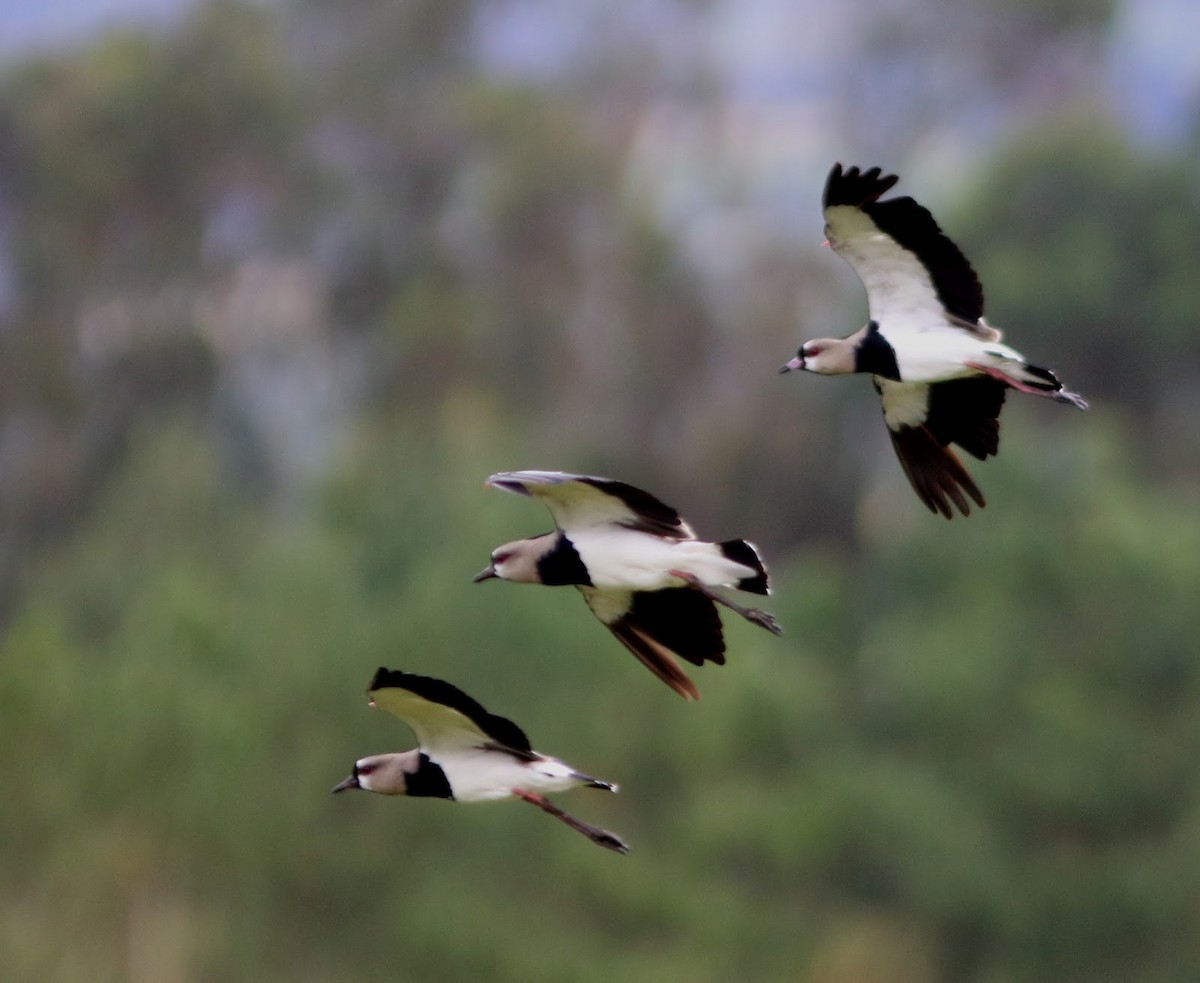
(331, 751, 421, 796)
(779, 337, 858, 376)
(471, 534, 556, 585)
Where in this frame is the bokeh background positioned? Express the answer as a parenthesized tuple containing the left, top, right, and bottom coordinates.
(3, 0, 1200, 980)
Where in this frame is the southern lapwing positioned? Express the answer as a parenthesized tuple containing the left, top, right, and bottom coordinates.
(780, 163, 1088, 518)
(473, 470, 781, 701)
(333, 668, 628, 854)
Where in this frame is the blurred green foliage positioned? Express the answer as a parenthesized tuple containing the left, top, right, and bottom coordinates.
(5, 408, 1200, 982)
(3, 0, 1200, 980)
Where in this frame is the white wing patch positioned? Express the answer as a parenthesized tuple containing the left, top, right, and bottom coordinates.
(487, 470, 690, 537)
(877, 378, 932, 431)
(578, 586, 634, 626)
(825, 204, 950, 333)
(531, 482, 646, 532)
(370, 687, 487, 756)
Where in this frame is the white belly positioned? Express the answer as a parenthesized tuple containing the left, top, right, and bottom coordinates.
(441, 751, 580, 803)
(892, 329, 1023, 383)
(572, 530, 748, 590)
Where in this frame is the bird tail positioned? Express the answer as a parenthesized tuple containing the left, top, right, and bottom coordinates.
(975, 352, 1090, 411)
(1017, 362, 1061, 390)
(1011, 362, 1089, 409)
(572, 773, 618, 793)
(717, 539, 771, 595)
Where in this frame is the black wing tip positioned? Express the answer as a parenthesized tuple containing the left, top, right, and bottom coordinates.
(367, 667, 475, 707)
(920, 483, 987, 520)
(824, 162, 900, 209)
(923, 460, 987, 519)
(368, 666, 410, 692)
(889, 426, 987, 520)
(609, 620, 704, 700)
(369, 667, 474, 699)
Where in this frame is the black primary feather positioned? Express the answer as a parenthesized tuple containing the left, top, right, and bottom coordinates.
(368, 668, 533, 753)
(578, 476, 691, 539)
(825, 163, 985, 325)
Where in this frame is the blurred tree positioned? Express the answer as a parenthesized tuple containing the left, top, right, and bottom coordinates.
(0, 0, 306, 620)
(2, 1, 298, 301)
(4, 407, 1200, 982)
(2, 4, 1200, 979)
(837, 0, 1117, 157)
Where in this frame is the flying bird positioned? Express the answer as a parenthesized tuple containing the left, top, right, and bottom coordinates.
(333, 667, 628, 854)
(474, 470, 781, 701)
(780, 163, 1088, 518)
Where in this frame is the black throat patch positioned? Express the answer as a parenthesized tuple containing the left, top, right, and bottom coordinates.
(536, 535, 592, 587)
(854, 321, 901, 380)
(405, 753, 454, 800)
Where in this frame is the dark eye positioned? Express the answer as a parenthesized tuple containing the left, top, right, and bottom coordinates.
(806, 346, 821, 357)
(493, 551, 511, 564)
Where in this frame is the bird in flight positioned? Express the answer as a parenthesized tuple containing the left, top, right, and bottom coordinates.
(474, 470, 781, 700)
(781, 163, 1087, 518)
(333, 667, 628, 854)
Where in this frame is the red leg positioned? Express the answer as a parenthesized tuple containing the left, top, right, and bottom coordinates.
(669, 570, 783, 636)
(966, 362, 1052, 397)
(512, 789, 629, 854)
(966, 363, 1088, 408)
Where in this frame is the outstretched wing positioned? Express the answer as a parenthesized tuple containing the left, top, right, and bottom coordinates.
(578, 586, 726, 701)
(367, 668, 532, 755)
(486, 470, 693, 539)
(823, 163, 994, 338)
(876, 377, 1006, 518)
